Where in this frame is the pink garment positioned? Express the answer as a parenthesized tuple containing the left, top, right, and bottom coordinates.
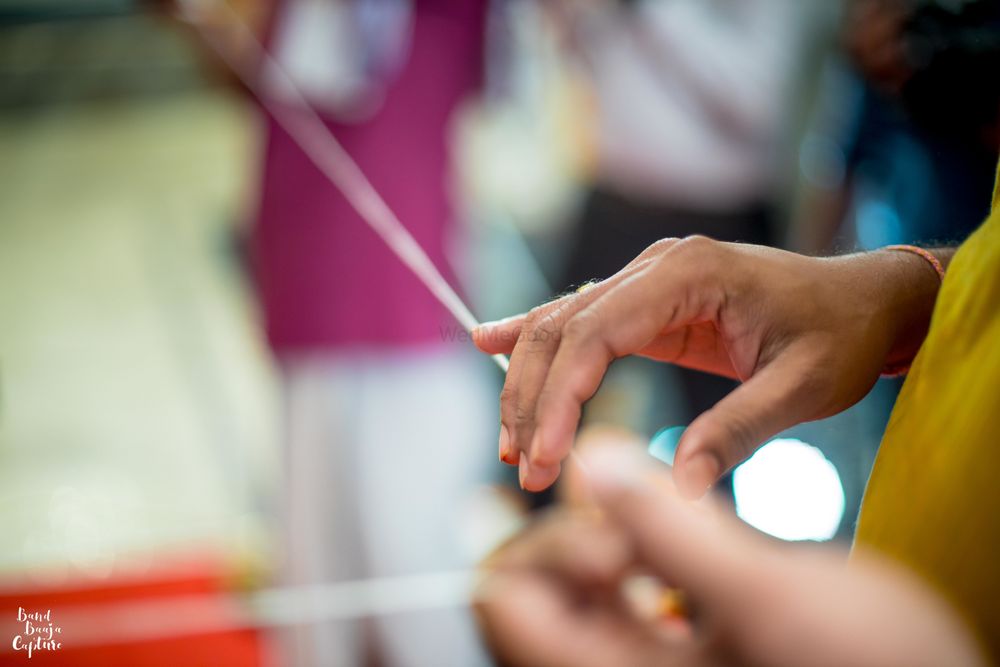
(252, 0, 486, 351)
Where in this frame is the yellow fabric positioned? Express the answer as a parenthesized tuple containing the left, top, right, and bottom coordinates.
(855, 162, 1000, 663)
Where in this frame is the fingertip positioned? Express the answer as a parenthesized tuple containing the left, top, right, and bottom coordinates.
(671, 422, 720, 499)
(519, 458, 561, 492)
(471, 325, 495, 352)
(673, 450, 721, 500)
(531, 393, 587, 468)
(527, 429, 568, 469)
(578, 444, 651, 501)
(472, 321, 519, 354)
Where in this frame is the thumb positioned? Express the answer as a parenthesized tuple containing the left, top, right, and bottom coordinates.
(673, 346, 823, 499)
(581, 444, 767, 610)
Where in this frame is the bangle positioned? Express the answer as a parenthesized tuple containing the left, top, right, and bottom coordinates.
(879, 245, 944, 377)
(883, 244, 946, 282)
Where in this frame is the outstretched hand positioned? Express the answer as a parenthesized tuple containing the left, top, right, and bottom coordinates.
(473, 237, 939, 496)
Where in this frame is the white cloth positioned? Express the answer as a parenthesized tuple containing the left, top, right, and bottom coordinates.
(575, 0, 805, 210)
(277, 347, 495, 667)
(268, 0, 414, 119)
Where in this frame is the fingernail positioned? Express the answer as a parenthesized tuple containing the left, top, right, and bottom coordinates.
(678, 453, 720, 499)
(518, 456, 530, 490)
(478, 317, 505, 329)
(482, 314, 522, 328)
(499, 424, 510, 463)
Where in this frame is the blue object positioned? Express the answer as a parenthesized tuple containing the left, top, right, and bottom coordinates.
(648, 426, 686, 466)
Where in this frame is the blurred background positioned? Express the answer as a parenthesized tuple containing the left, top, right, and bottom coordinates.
(0, 0, 997, 665)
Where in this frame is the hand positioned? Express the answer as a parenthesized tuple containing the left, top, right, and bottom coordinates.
(475, 439, 983, 667)
(473, 237, 941, 496)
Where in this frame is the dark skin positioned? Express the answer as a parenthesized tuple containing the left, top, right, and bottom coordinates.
(474, 237, 953, 496)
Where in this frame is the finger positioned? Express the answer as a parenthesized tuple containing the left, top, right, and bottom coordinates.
(582, 443, 772, 613)
(485, 510, 632, 588)
(473, 314, 524, 355)
(527, 245, 719, 485)
(559, 425, 643, 508)
(473, 238, 680, 356)
(494, 303, 576, 466)
(476, 572, 681, 667)
(505, 297, 576, 475)
(499, 258, 664, 482)
(672, 342, 828, 499)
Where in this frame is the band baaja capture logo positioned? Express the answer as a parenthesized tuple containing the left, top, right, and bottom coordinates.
(11, 607, 62, 659)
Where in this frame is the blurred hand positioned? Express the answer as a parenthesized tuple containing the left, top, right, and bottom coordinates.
(473, 237, 941, 496)
(475, 440, 983, 667)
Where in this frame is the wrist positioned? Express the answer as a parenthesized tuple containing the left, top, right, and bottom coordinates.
(876, 246, 951, 374)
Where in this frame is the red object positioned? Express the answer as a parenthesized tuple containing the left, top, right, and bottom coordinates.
(881, 244, 947, 376)
(883, 244, 947, 282)
(0, 557, 273, 667)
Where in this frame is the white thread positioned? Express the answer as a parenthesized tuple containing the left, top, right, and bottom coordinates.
(58, 4, 603, 637)
(201, 0, 591, 505)
(0, 14, 594, 643)
(198, 1, 508, 373)
(0, 570, 480, 650)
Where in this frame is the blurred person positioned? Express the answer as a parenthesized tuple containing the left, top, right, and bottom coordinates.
(473, 140, 1000, 660)
(249, 1, 495, 665)
(782, 0, 1000, 538)
(792, 0, 1000, 255)
(539, 0, 808, 466)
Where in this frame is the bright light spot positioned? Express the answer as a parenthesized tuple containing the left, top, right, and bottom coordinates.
(733, 438, 845, 542)
(648, 426, 685, 466)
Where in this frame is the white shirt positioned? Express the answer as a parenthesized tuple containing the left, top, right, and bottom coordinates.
(575, 0, 807, 210)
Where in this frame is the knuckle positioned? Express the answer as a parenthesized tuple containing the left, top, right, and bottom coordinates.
(522, 303, 566, 346)
(499, 385, 518, 409)
(647, 237, 678, 255)
(522, 305, 547, 329)
(680, 234, 714, 250)
(672, 234, 721, 265)
(513, 401, 535, 426)
(563, 309, 600, 343)
(530, 311, 563, 345)
(660, 234, 726, 284)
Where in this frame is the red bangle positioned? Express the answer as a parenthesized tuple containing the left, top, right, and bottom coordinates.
(880, 245, 945, 377)
(883, 244, 946, 282)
